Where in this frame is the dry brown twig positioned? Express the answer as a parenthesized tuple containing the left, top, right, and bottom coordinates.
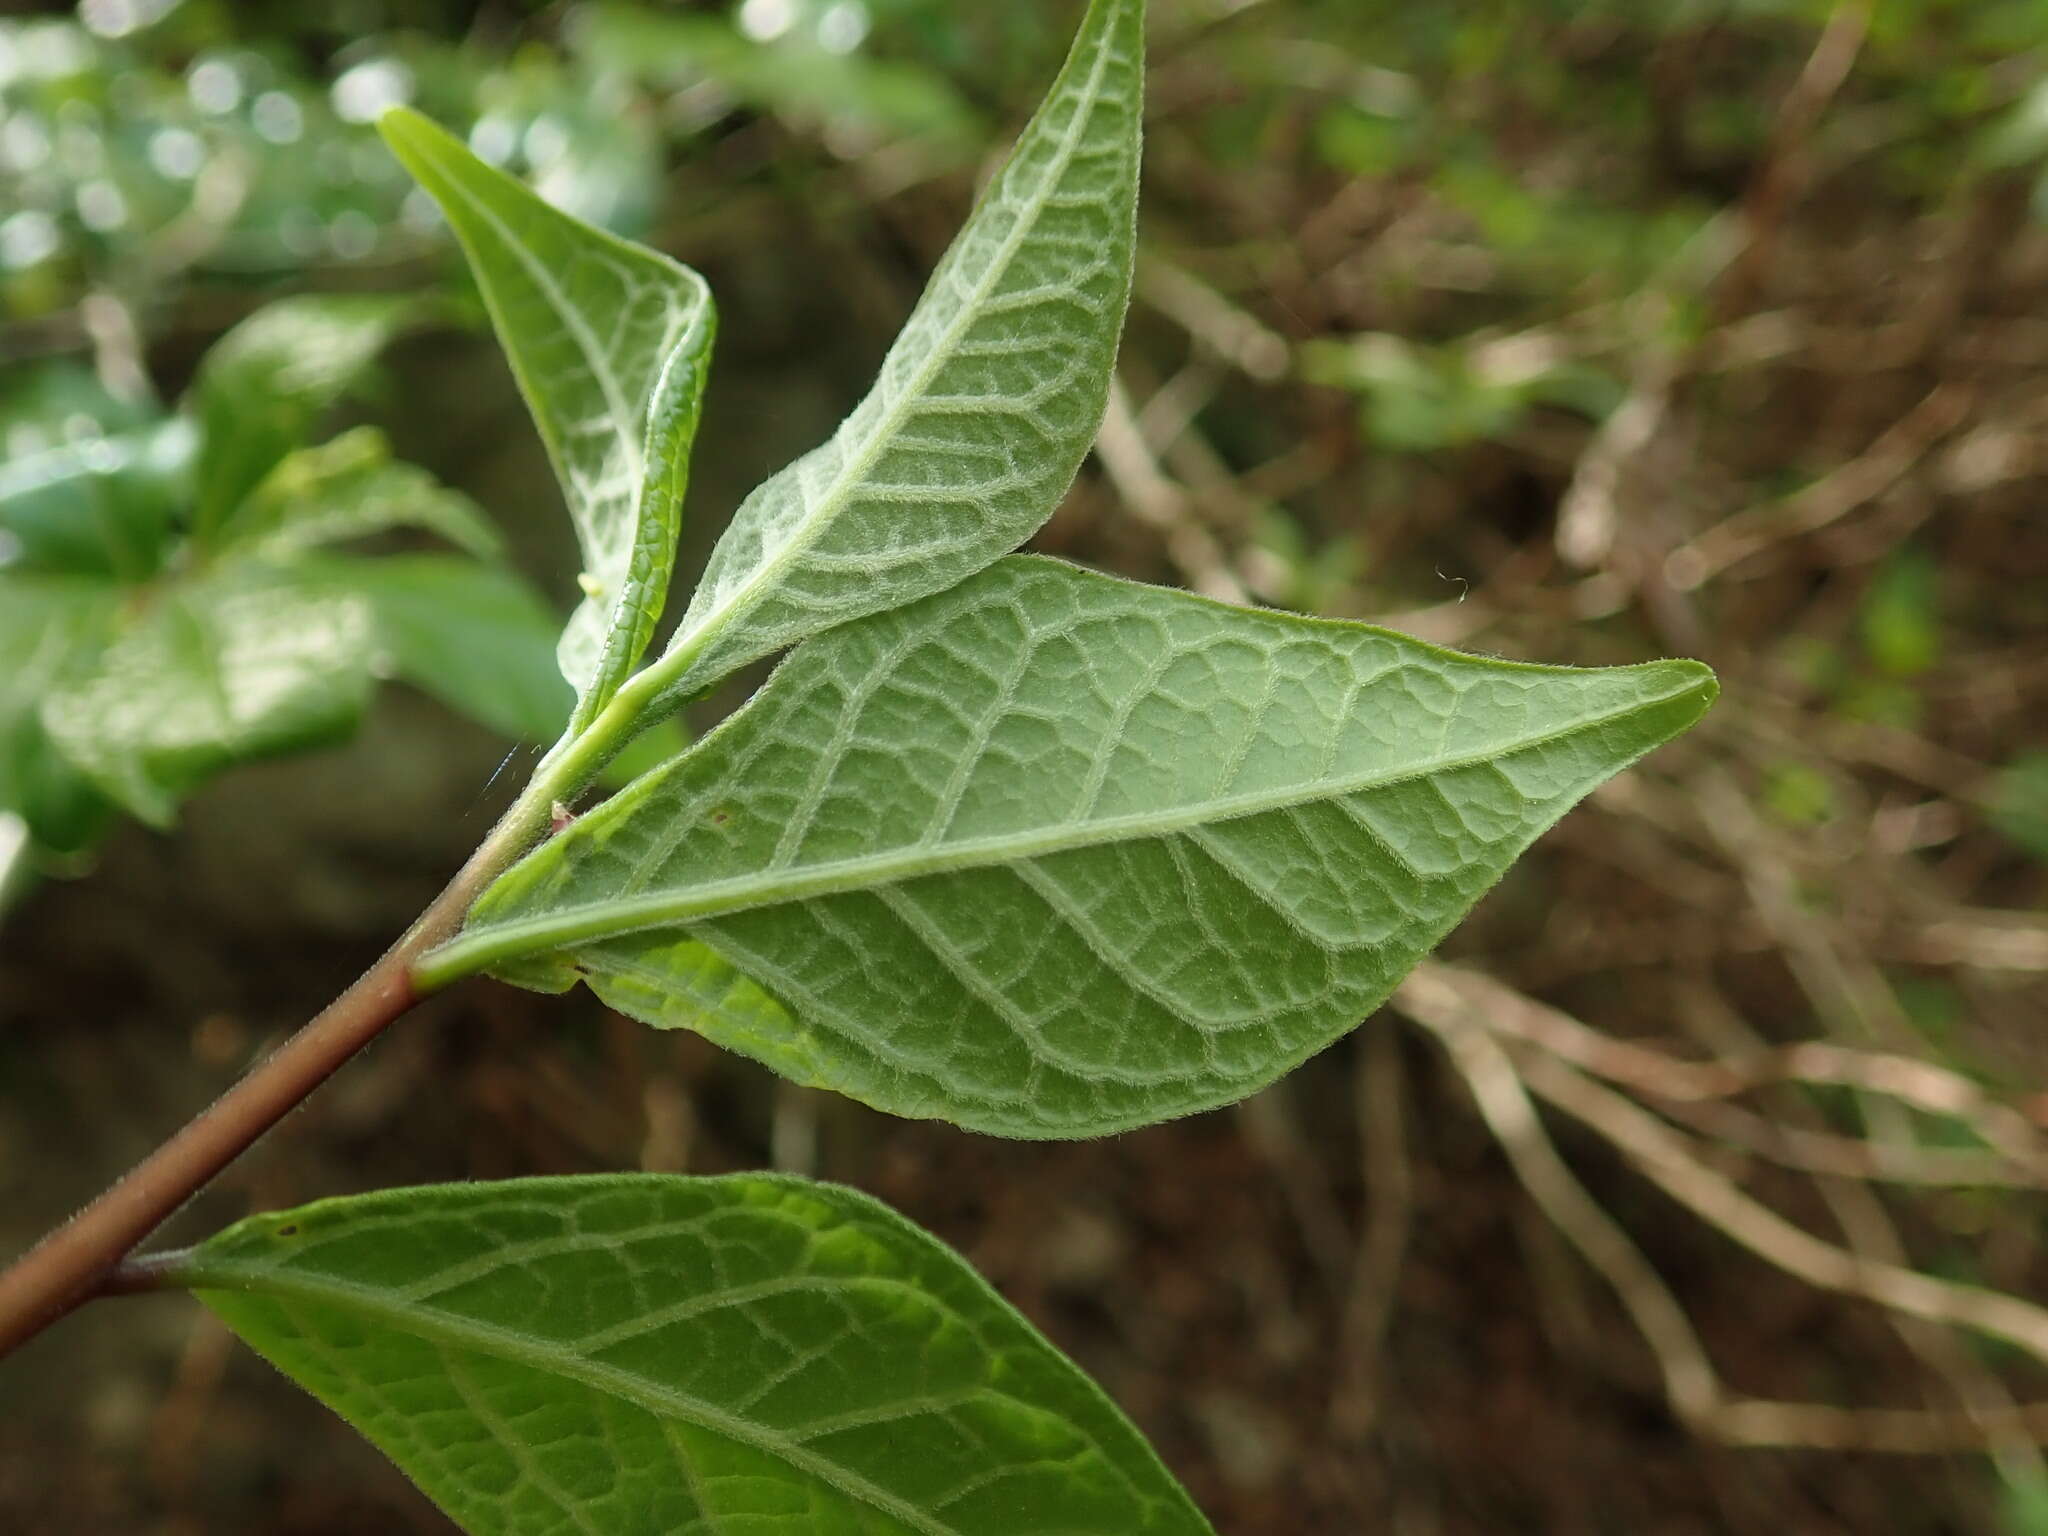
(1663, 382, 1975, 591)
(1453, 961, 2048, 1176)
(1395, 960, 2048, 1454)
(1719, 0, 1873, 316)
(1137, 254, 1290, 383)
(1095, 375, 1253, 603)
(1673, 983, 2048, 1478)
(1330, 1023, 1413, 1438)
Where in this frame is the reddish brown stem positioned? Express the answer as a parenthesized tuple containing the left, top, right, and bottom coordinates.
(0, 817, 528, 1361)
(0, 950, 419, 1358)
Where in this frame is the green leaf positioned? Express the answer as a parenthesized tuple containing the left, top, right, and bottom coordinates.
(40, 565, 376, 826)
(1858, 547, 1941, 679)
(0, 418, 194, 580)
(651, 0, 1144, 704)
(438, 557, 1717, 1138)
(226, 426, 504, 562)
(1989, 751, 2048, 864)
(168, 1174, 1213, 1536)
(312, 553, 574, 745)
(190, 294, 423, 550)
(0, 360, 157, 445)
(0, 573, 117, 852)
(377, 107, 715, 730)
(571, 4, 985, 155)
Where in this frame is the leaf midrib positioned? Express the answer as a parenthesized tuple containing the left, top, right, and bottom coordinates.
(664, 5, 1126, 676)
(450, 677, 1699, 964)
(185, 1261, 1019, 1536)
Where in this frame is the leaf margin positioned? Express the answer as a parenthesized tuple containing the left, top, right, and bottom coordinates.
(161, 1171, 1216, 1536)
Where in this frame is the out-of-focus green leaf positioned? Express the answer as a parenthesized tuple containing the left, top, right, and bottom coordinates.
(572, 5, 984, 156)
(227, 426, 502, 562)
(2000, 1461, 2048, 1536)
(1301, 332, 1619, 453)
(0, 362, 158, 450)
(1859, 548, 1941, 679)
(1982, 80, 2048, 169)
(463, 67, 666, 237)
(1315, 104, 1420, 177)
(0, 418, 195, 580)
(1989, 752, 2048, 865)
(0, 573, 116, 853)
(378, 107, 715, 730)
(170, 1174, 1214, 1535)
(310, 553, 573, 745)
(191, 294, 423, 550)
(40, 566, 377, 826)
(1762, 760, 1838, 828)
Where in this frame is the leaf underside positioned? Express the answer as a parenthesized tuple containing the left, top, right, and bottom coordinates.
(379, 107, 715, 727)
(653, 0, 1144, 705)
(175, 1175, 1213, 1536)
(455, 557, 1717, 1138)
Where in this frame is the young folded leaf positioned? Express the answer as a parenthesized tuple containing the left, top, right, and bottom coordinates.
(167, 1175, 1214, 1536)
(649, 0, 1144, 706)
(430, 557, 1716, 1137)
(379, 108, 715, 733)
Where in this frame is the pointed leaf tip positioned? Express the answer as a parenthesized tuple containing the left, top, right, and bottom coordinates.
(380, 104, 715, 733)
(649, 0, 1146, 705)
(448, 558, 1719, 1138)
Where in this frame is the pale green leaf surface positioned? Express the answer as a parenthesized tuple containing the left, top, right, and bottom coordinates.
(378, 108, 714, 725)
(192, 295, 420, 549)
(171, 1174, 1213, 1536)
(40, 566, 375, 825)
(446, 558, 1717, 1137)
(653, 0, 1143, 704)
(229, 427, 503, 562)
(311, 553, 573, 744)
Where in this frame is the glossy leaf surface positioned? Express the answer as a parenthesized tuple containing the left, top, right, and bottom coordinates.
(379, 107, 714, 726)
(654, 0, 1143, 703)
(40, 567, 375, 825)
(0, 575, 116, 852)
(315, 554, 573, 744)
(448, 558, 1716, 1137)
(0, 418, 193, 580)
(173, 1175, 1212, 1535)
(572, 4, 984, 157)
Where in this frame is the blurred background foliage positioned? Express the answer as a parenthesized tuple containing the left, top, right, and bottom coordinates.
(3, 0, 2048, 1530)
